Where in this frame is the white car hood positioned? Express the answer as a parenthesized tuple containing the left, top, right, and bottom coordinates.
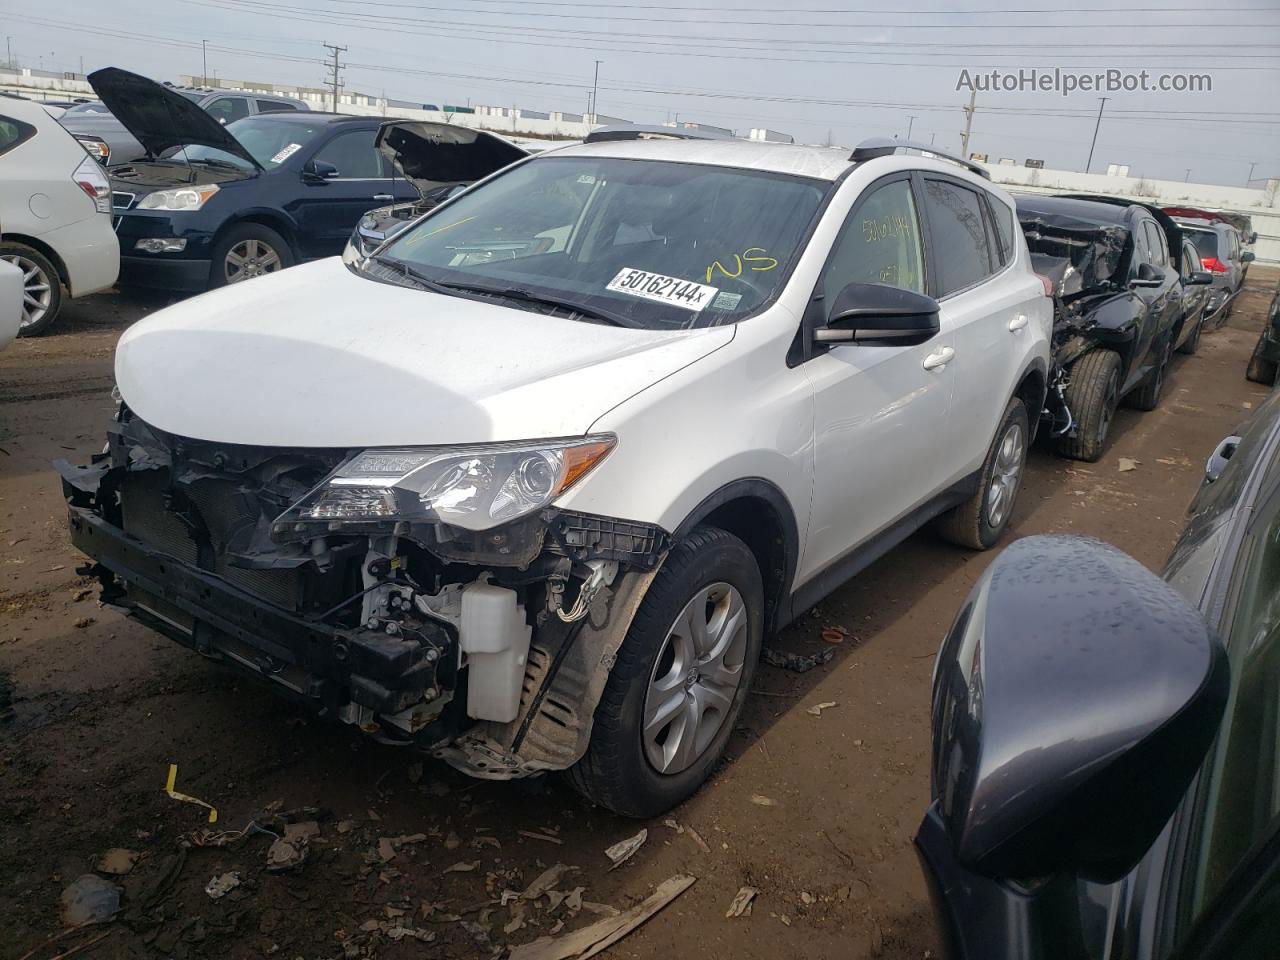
(115, 258, 732, 447)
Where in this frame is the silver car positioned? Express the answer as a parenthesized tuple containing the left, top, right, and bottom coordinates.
(1175, 217, 1255, 322)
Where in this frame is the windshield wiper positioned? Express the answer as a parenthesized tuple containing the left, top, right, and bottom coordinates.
(437, 282, 631, 327)
(188, 157, 246, 172)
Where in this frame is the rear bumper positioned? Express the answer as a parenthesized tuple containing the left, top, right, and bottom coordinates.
(64, 499, 451, 721)
(41, 215, 119, 297)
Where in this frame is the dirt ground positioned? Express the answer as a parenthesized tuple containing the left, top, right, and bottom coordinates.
(2, 267, 1276, 960)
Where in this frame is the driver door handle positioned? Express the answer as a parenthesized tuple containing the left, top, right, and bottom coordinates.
(1008, 314, 1028, 332)
(923, 346, 955, 370)
(372, 194, 394, 201)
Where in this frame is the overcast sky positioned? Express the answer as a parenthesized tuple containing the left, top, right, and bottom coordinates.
(10, 0, 1280, 186)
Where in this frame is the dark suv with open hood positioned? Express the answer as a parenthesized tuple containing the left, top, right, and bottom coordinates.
(92, 68, 422, 291)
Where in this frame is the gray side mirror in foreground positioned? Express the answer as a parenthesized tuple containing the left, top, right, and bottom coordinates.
(927, 535, 1228, 883)
(816, 281, 940, 346)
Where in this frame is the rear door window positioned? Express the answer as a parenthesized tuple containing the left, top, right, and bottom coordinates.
(921, 178, 994, 297)
(1184, 243, 1203, 274)
(206, 97, 250, 125)
(256, 99, 298, 113)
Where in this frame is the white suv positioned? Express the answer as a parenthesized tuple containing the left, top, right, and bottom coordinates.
(0, 96, 118, 336)
(62, 132, 1049, 816)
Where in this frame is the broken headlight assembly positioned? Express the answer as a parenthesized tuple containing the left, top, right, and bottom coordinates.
(272, 436, 615, 538)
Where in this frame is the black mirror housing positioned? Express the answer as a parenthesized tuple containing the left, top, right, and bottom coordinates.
(1189, 270, 1214, 286)
(1131, 262, 1165, 287)
(1242, 250, 1256, 263)
(303, 159, 340, 181)
(816, 281, 940, 346)
(928, 535, 1228, 883)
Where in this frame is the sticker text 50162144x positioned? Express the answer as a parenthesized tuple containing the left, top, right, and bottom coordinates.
(606, 268, 719, 312)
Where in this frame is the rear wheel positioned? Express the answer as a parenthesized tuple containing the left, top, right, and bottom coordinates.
(568, 526, 763, 818)
(209, 223, 294, 288)
(1246, 332, 1278, 386)
(0, 243, 62, 337)
(1056, 349, 1122, 462)
(1129, 336, 1172, 411)
(1176, 314, 1202, 355)
(936, 398, 1029, 550)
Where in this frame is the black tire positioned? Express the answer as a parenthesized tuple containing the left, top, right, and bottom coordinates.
(208, 222, 295, 289)
(1246, 332, 1278, 386)
(0, 243, 63, 337)
(567, 526, 764, 818)
(936, 398, 1029, 550)
(1056, 349, 1122, 462)
(1129, 335, 1172, 412)
(1176, 314, 1202, 355)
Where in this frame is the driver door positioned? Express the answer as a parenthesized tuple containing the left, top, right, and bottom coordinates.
(289, 127, 394, 258)
(796, 174, 954, 586)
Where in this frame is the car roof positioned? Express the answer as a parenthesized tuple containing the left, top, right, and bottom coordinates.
(169, 84, 306, 104)
(0, 96, 61, 127)
(239, 111, 370, 125)
(544, 138, 856, 181)
(1013, 193, 1136, 226)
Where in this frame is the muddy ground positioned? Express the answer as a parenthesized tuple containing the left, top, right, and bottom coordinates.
(2, 267, 1276, 960)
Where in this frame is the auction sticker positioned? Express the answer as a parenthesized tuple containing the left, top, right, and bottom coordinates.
(270, 143, 302, 164)
(606, 267, 718, 312)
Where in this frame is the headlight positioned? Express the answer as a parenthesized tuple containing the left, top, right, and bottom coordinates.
(137, 184, 220, 211)
(274, 437, 615, 534)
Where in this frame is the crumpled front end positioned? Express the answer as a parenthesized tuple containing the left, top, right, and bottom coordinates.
(59, 409, 668, 776)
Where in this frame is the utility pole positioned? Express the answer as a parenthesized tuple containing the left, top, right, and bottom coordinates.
(906, 114, 917, 140)
(5, 37, 12, 70)
(589, 59, 601, 125)
(960, 90, 976, 158)
(202, 40, 207, 85)
(1085, 96, 1108, 174)
(1185, 168, 1192, 182)
(1247, 161, 1258, 185)
(930, 132, 937, 145)
(322, 42, 347, 113)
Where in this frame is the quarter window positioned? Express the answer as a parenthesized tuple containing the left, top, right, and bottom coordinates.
(988, 195, 1017, 265)
(0, 115, 36, 156)
(1143, 221, 1169, 267)
(1184, 243, 1203, 274)
(821, 178, 925, 305)
(256, 99, 297, 113)
(922, 178, 994, 296)
(312, 129, 384, 179)
(205, 97, 250, 125)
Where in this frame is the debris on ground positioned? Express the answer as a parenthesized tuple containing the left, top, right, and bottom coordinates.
(1118, 457, 1140, 472)
(725, 886, 759, 918)
(820, 627, 850, 644)
(60, 874, 121, 926)
(684, 826, 712, 854)
(378, 837, 398, 862)
(800, 891, 816, 905)
(750, 795, 778, 807)
(518, 830, 564, 845)
(443, 860, 481, 875)
(605, 829, 647, 870)
(508, 874, 696, 960)
(762, 647, 835, 673)
(164, 764, 218, 823)
(204, 872, 242, 900)
(95, 848, 139, 875)
(521, 863, 578, 900)
(806, 701, 838, 717)
(662, 818, 683, 834)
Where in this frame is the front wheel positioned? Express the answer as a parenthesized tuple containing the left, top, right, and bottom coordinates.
(567, 526, 764, 818)
(1056, 349, 1122, 462)
(1176, 314, 1202, 355)
(209, 223, 295, 288)
(1246, 331, 1278, 386)
(936, 398, 1029, 550)
(1129, 336, 1172, 412)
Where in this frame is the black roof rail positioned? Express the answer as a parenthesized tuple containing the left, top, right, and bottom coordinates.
(849, 137, 990, 180)
(584, 123, 735, 144)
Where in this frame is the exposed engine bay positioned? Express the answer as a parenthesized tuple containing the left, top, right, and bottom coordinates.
(58, 408, 668, 778)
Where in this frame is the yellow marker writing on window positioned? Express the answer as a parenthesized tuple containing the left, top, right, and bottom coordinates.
(423, 216, 477, 238)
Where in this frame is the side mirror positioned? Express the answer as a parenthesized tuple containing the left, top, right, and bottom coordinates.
(1131, 262, 1166, 288)
(815, 282, 939, 346)
(927, 535, 1228, 883)
(1189, 270, 1214, 286)
(1242, 250, 1256, 263)
(302, 159, 340, 182)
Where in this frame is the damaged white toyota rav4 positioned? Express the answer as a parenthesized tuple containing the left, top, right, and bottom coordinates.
(61, 131, 1050, 817)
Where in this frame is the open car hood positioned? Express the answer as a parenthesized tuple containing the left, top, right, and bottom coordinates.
(377, 121, 528, 197)
(87, 67, 262, 170)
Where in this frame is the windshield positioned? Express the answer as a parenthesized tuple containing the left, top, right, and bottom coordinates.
(377, 155, 830, 329)
(63, 101, 110, 116)
(177, 116, 324, 171)
(1187, 229, 1220, 260)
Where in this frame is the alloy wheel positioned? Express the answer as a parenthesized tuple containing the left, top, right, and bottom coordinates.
(2, 254, 53, 330)
(642, 582, 749, 775)
(224, 238, 282, 283)
(986, 421, 1025, 529)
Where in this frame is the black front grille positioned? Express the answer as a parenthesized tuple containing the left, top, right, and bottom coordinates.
(112, 192, 135, 210)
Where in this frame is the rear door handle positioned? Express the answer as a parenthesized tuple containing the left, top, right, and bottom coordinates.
(1008, 314, 1028, 332)
(372, 194, 394, 201)
(1205, 435, 1241, 483)
(922, 346, 955, 370)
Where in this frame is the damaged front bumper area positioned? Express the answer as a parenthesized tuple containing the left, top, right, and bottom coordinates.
(58, 412, 668, 777)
